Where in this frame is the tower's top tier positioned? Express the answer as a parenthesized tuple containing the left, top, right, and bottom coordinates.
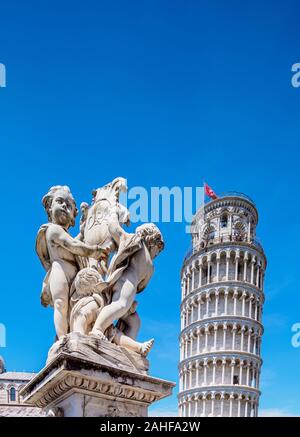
(190, 192, 261, 252)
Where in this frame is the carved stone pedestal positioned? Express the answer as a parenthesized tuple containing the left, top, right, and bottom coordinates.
(20, 333, 175, 417)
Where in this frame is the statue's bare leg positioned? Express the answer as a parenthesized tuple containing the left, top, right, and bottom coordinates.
(108, 216, 133, 247)
(114, 331, 154, 357)
(140, 338, 154, 356)
(120, 311, 141, 340)
(49, 265, 69, 339)
(91, 276, 137, 337)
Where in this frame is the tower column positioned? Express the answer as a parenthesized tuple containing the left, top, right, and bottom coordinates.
(214, 291, 219, 316)
(247, 220, 251, 242)
(242, 291, 247, 316)
(239, 360, 244, 384)
(216, 254, 220, 282)
(188, 397, 192, 416)
(247, 328, 252, 353)
(204, 326, 209, 351)
(195, 361, 199, 387)
(212, 359, 217, 384)
(254, 298, 258, 320)
(246, 363, 250, 387)
(197, 329, 201, 354)
(198, 260, 203, 287)
(243, 253, 248, 281)
(213, 324, 218, 350)
(224, 290, 229, 314)
(220, 392, 225, 417)
(241, 325, 246, 352)
(229, 393, 234, 417)
(235, 251, 240, 280)
(249, 294, 254, 318)
(188, 363, 193, 389)
(190, 332, 194, 356)
(256, 264, 260, 287)
(233, 289, 238, 316)
(207, 260, 211, 284)
(205, 292, 210, 317)
(202, 396, 206, 416)
(187, 270, 190, 295)
(211, 392, 215, 416)
(250, 258, 256, 284)
(226, 252, 230, 281)
(195, 396, 199, 417)
(197, 297, 201, 320)
(230, 359, 236, 384)
(237, 394, 242, 417)
(203, 360, 208, 386)
(222, 323, 227, 350)
(245, 397, 249, 417)
(232, 324, 237, 350)
(221, 358, 226, 384)
(191, 263, 195, 290)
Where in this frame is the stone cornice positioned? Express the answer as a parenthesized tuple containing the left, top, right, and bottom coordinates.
(182, 241, 267, 273)
(180, 315, 263, 338)
(177, 384, 260, 399)
(180, 280, 264, 309)
(20, 353, 175, 409)
(178, 351, 262, 369)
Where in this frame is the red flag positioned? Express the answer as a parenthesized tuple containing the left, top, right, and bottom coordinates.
(204, 182, 218, 200)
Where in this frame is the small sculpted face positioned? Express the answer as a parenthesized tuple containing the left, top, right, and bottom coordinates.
(136, 223, 165, 259)
(50, 190, 77, 228)
(149, 238, 164, 259)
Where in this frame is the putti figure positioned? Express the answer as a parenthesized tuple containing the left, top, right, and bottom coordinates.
(36, 178, 164, 358)
(36, 185, 105, 339)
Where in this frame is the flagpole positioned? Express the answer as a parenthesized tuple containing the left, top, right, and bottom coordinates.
(199, 179, 206, 242)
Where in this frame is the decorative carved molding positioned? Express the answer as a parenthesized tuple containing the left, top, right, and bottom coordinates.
(34, 372, 160, 408)
(20, 351, 175, 413)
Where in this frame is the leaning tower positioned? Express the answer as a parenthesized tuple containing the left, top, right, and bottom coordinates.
(178, 192, 266, 417)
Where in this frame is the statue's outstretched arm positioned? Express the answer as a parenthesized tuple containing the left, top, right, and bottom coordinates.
(51, 227, 103, 259)
(108, 210, 131, 246)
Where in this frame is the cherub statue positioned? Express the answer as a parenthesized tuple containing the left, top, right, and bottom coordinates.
(36, 180, 165, 361)
(69, 268, 153, 356)
(90, 223, 164, 346)
(36, 185, 105, 339)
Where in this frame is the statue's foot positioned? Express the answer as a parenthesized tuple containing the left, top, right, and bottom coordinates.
(140, 338, 154, 357)
(89, 328, 108, 341)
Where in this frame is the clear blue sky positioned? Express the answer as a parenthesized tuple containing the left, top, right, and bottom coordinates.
(0, 0, 300, 416)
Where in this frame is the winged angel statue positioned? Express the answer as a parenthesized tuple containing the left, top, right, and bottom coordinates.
(36, 178, 164, 357)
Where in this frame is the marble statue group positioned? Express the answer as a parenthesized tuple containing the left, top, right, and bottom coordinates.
(36, 178, 164, 357)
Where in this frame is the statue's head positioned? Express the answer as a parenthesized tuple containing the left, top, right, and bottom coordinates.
(42, 185, 78, 229)
(136, 223, 165, 259)
(74, 267, 104, 297)
(80, 202, 89, 213)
